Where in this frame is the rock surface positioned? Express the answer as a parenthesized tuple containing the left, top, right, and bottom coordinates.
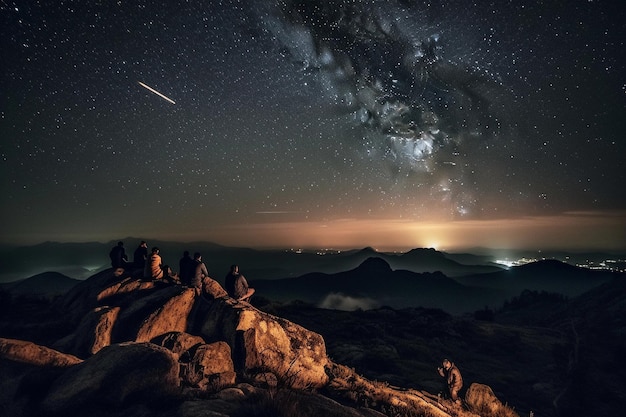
(0, 337, 82, 367)
(196, 295, 329, 389)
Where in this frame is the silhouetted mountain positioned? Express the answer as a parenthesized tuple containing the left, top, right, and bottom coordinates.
(454, 259, 617, 298)
(396, 247, 503, 276)
(252, 257, 505, 313)
(0, 240, 505, 284)
(0, 272, 81, 298)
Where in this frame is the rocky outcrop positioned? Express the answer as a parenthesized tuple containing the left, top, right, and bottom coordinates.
(62, 268, 329, 391)
(56, 270, 329, 390)
(196, 295, 329, 389)
(0, 338, 82, 367)
(151, 331, 236, 391)
(180, 341, 236, 391)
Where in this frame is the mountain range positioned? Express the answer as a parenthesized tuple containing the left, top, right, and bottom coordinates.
(251, 256, 618, 314)
(2, 242, 620, 316)
(3, 239, 623, 285)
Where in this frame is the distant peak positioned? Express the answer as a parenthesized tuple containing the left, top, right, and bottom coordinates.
(517, 259, 575, 271)
(357, 247, 377, 254)
(404, 247, 445, 259)
(356, 257, 392, 273)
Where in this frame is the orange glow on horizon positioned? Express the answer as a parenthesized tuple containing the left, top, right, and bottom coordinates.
(196, 210, 626, 251)
(5, 211, 625, 252)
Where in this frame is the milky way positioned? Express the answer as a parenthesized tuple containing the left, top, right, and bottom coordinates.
(1, 0, 624, 247)
(257, 0, 517, 216)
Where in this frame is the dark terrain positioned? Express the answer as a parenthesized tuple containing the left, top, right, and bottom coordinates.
(0, 242, 624, 417)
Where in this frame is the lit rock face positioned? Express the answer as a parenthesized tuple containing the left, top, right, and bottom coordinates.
(54, 306, 120, 357)
(0, 337, 82, 367)
(183, 341, 236, 390)
(55, 270, 328, 390)
(196, 296, 329, 389)
(55, 277, 196, 356)
(152, 332, 236, 391)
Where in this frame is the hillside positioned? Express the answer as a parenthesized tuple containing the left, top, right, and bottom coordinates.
(0, 266, 518, 417)
(454, 259, 617, 297)
(260, 272, 626, 417)
(0, 272, 82, 299)
(252, 257, 506, 314)
(252, 257, 616, 314)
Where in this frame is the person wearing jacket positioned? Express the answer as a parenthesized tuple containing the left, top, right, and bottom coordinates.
(224, 264, 255, 302)
(438, 358, 463, 403)
(145, 247, 164, 280)
(191, 252, 209, 294)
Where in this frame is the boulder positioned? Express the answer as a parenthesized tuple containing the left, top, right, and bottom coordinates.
(54, 306, 121, 357)
(40, 342, 179, 415)
(202, 276, 228, 299)
(181, 341, 236, 391)
(54, 283, 197, 357)
(197, 297, 329, 389)
(0, 337, 82, 367)
(465, 382, 509, 415)
(111, 285, 195, 342)
(152, 331, 205, 358)
(97, 276, 157, 302)
(135, 287, 196, 342)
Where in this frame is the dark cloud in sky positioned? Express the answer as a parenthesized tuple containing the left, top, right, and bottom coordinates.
(1, 0, 624, 248)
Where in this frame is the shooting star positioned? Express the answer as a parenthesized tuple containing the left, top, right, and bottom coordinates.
(137, 81, 176, 104)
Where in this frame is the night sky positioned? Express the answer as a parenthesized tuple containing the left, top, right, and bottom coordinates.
(2, 0, 625, 251)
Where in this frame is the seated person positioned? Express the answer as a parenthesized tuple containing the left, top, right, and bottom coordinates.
(224, 264, 255, 302)
(161, 265, 180, 284)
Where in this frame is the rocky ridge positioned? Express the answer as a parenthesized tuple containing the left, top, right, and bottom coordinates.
(0, 267, 516, 417)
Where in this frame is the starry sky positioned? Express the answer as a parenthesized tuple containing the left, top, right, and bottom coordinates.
(1, 0, 625, 251)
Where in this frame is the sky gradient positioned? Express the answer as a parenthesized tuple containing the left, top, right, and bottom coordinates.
(1, 1, 625, 251)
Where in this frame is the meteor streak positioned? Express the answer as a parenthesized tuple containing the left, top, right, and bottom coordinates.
(137, 81, 176, 104)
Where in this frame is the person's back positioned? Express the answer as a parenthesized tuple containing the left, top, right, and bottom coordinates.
(147, 247, 164, 279)
(109, 241, 127, 268)
(225, 264, 254, 302)
(133, 241, 148, 269)
(179, 251, 195, 286)
(191, 253, 208, 291)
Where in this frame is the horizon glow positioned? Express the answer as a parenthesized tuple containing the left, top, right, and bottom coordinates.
(3, 211, 624, 253)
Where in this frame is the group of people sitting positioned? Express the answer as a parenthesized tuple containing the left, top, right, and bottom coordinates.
(109, 240, 255, 302)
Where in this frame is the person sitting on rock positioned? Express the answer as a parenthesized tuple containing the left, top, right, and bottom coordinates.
(178, 250, 195, 286)
(161, 265, 180, 284)
(191, 252, 209, 294)
(109, 241, 128, 268)
(437, 358, 463, 404)
(133, 240, 148, 270)
(224, 264, 255, 302)
(145, 247, 164, 280)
